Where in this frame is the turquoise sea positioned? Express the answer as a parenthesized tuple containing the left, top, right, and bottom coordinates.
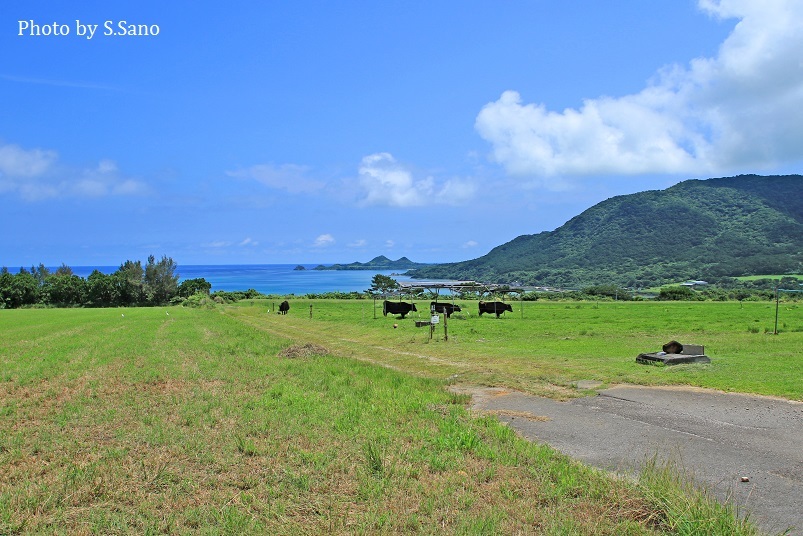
(67, 264, 416, 295)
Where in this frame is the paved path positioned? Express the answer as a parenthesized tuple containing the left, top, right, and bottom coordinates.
(456, 385, 803, 535)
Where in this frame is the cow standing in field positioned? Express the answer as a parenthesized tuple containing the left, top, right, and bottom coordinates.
(278, 300, 290, 315)
(431, 302, 461, 317)
(383, 300, 417, 319)
(478, 301, 513, 317)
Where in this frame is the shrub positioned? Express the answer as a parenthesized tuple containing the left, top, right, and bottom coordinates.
(657, 286, 697, 301)
(182, 293, 217, 309)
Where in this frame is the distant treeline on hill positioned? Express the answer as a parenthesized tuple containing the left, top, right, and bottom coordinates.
(1, 257, 799, 310)
(313, 255, 426, 271)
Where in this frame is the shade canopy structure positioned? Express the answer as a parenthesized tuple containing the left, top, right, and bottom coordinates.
(395, 280, 525, 297)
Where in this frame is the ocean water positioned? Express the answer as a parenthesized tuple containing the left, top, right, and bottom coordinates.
(67, 264, 415, 295)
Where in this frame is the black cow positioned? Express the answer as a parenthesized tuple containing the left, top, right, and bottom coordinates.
(478, 301, 513, 317)
(383, 300, 417, 319)
(430, 302, 461, 317)
(278, 300, 290, 315)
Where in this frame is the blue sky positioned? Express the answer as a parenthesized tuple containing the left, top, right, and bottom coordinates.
(2, 1, 802, 267)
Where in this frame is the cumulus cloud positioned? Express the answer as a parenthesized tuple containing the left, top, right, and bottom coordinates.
(475, 0, 803, 182)
(313, 234, 335, 247)
(358, 152, 476, 207)
(204, 240, 231, 248)
(203, 237, 257, 249)
(226, 163, 324, 194)
(0, 142, 147, 200)
(0, 143, 56, 177)
(74, 160, 148, 197)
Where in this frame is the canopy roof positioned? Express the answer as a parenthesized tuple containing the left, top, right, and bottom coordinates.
(395, 280, 525, 296)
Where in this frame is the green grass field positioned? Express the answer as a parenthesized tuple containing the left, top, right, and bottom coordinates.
(231, 299, 802, 400)
(734, 274, 803, 282)
(2, 300, 796, 534)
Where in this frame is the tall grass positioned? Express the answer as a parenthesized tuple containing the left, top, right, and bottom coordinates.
(638, 458, 762, 536)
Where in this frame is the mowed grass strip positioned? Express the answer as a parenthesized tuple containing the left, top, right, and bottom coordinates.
(1, 305, 766, 534)
(230, 299, 802, 401)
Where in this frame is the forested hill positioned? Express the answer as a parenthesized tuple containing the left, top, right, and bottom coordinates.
(409, 175, 803, 288)
(313, 256, 426, 271)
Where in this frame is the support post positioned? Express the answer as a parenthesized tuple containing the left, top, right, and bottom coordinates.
(774, 284, 779, 335)
(443, 310, 448, 341)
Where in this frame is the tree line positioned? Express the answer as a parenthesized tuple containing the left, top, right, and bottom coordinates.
(2, 263, 797, 310)
(0, 255, 211, 309)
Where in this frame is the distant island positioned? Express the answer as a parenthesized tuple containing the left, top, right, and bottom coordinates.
(293, 265, 306, 271)
(313, 255, 427, 271)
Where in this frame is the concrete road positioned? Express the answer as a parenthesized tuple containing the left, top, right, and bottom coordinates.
(458, 385, 803, 535)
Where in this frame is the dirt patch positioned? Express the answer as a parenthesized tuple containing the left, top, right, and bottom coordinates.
(479, 409, 551, 422)
(278, 343, 330, 358)
(450, 384, 576, 405)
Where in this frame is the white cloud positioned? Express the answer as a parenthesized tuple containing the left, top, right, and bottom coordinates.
(313, 234, 335, 247)
(0, 143, 147, 201)
(384, 239, 395, 248)
(348, 239, 368, 248)
(0, 143, 56, 177)
(113, 179, 147, 196)
(226, 163, 324, 194)
(202, 237, 258, 249)
(204, 240, 231, 248)
(74, 160, 148, 197)
(358, 152, 476, 207)
(463, 240, 479, 248)
(475, 0, 803, 182)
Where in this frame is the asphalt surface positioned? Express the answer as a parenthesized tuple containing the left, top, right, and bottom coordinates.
(457, 384, 803, 535)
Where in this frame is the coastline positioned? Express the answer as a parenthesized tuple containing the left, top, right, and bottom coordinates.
(57, 264, 416, 295)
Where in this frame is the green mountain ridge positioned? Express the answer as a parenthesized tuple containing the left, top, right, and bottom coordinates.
(409, 175, 803, 288)
(314, 256, 427, 271)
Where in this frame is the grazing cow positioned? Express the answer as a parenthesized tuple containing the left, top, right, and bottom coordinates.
(383, 300, 417, 319)
(278, 300, 290, 315)
(478, 301, 513, 317)
(430, 302, 461, 317)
